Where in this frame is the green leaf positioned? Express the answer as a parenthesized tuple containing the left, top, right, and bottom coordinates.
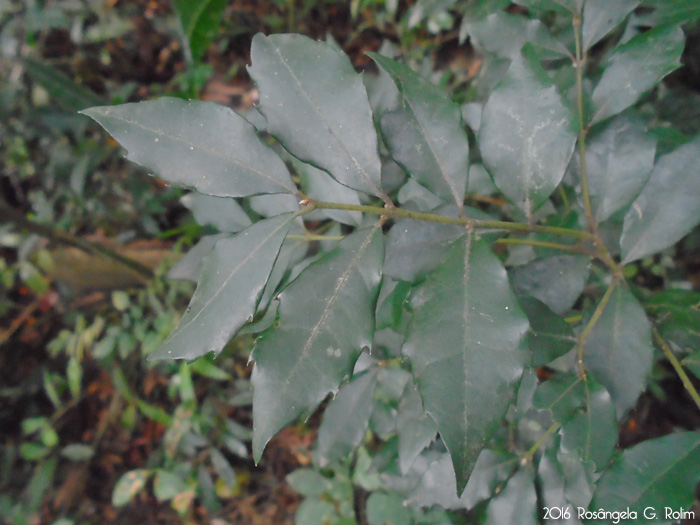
(81, 98, 297, 197)
(461, 450, 518, 509)
(24, 59, 103, 112)
(403, 232, 529, 494)
(590, 432, 700, 517)
(560, 378, 617, 471)
(510, 255, 590, 315)
(581, 0, 638, 51)
(643, 289, 700, 352)
(583, 285, 653, 415)
(485, 467, 538, 525)
(168, 234, 228, 282)
(591, 26, 685, 125)
(513, 0, 582, 15)
(396, 380, 436, 474)
(172, 0, 227, 62)
(569, 114, 655, 223)
(317, 371, 377, 467)
(112, 469, 152, 507)
(366, 493, 412, 525)
(370, 54, 469, 208)
(210, 448, 237, 489)
(287, 469, 332, 497)
(60, 444, 95, 462)
(150, 214, 294, 360)
(154, 469, 189, 501)
(635, 0, 700, 27)
(464, 12, 569, 60)
(620, 136, 700, 263)
(251, 225, 384, 462)
(533, 373, 585, 423)
(296, 161, 362, 227)
(295, 498, 339, 524)
(518, 296, 575, 366)
(479, 45, 577, 219)
(248, 34, 384, 198)
(181, 193, 252, 233)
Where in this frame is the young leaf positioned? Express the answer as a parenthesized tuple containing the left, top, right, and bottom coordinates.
(581, 0, 638, 52)
(620, 136, 700, 263)
(248, 34, 384, 198)
(569, 114, 655, 223)
(590, 431, 700, 516)
(591, 26, 684, 125)
(370, 54, 469, 209)
(81, 98, 297, 197)
(251, 225, 384, 462)
(403, 231, 529, 494)
(479, 45, 577, 219)
(316, 371, 377, 467)
(150, 214, 295, 360)
(582, 285, 653, 415)
(172, 0, 227, 62)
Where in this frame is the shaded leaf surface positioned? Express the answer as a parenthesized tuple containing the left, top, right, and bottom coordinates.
(581, 0, 638, 51)
(81, 98, 296, 197)
(479, 46, 576, 218)
(518, 296, 575, 366)
(591, 26, 684, 124)
(172, 0, 227, 61)
(486, 467, 538, 525)
(371, 54, 468, 208)
(582, 285, 653, 415)
(249, 34, 383, 197)
(590, 432, 700, 515)
(621, 136, 700, 263)
(403, 232, 529, 494)
(569, 114, 655, 222)
(150, 214, 294, 360)
(396, 380, 436, 474)
(181, 193, 252, 232)
(297, 161, 362, 226)
(251, 226, 384, 461)
(317, 371, 377, 467)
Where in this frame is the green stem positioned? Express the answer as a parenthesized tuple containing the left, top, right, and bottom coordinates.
(287, 234, 345, 242)
(495, 237, 587, 254)
(577, 278, 618, 377)
(306, 200, 593, 241)
(523, 421, 561, 462)
(653, 328, 700, 412)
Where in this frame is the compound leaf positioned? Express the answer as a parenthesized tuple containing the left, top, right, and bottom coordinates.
(81, 98, 296, 197)
(621, 136, 700, 263)
(403, 232, 529, 494)
(249, 33, 384, 198)
(479, 45, 577, 219)
(150, 214, 294, 360)
(370, 53, 469, 208)
(591, 25, 684, 125)
(590, 431, 700, 516)
(251, 225, 384, 462)
(582, 285, 653, 416)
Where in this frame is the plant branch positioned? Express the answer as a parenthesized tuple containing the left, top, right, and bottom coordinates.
(653, 328, 700, 412)
(576, 278, 619, 377)
(522, 421, 561, 463)
(494, 237, 587, 254)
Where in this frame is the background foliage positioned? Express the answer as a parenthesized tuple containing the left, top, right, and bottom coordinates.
(2, 1, 700, 524)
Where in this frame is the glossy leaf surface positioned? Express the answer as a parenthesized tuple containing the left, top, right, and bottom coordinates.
(251, 226, 384, 461)
(591, 25, 684, 125)
(371, 54, 468, 208)
(249, 34, 383, 197)
(316, 371, 377, 467)
(590, 432, 700, 515)
(150, 214, 294, 360)
(403, 232, 529, 494)
(582, 285, 653, 415)
(621, 136, 700, 263)
(479, 46, 577, 218)
(81, 98, 296, 197)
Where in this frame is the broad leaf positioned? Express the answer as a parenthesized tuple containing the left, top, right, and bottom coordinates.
(581, 0, 638, 52)
(168, 234, 228, 282)
(510, 255, 590, 315)
(296, 161, 362, 227)
(569, 114, 655, 223)
(465, 12, 569, 60)
(181, 193, 252, 232)
(560, 378, 617, 472)
(513, 0, 582, 15)
(396, 380, 436, 474)
(620, 136, 700, 263)
(582, 285, 653, 415)
(150, 214, 294, 360)
(81, 98, 297, 197)
(172, 0, 227, 61)
(485, 467, 538, 525)
(370, 54, 469, 208)
(643, 289, 700, 352)
(403, 232, 529, 494)
(635, 0, 700, 27)
(251, 225, 384, 461)
(591, 26, 684, 125)
(248, 34, 384, 198)
(24, 59, 103, 112)
(590, 432, 700, 516)
(537, 452, 577, 525)
(479, 45, 577, 219)
(366, 493, 412, 525)
(533, 373, 585, 423)
(316, 371, 377, 467)
(518, 296, 575, 366)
